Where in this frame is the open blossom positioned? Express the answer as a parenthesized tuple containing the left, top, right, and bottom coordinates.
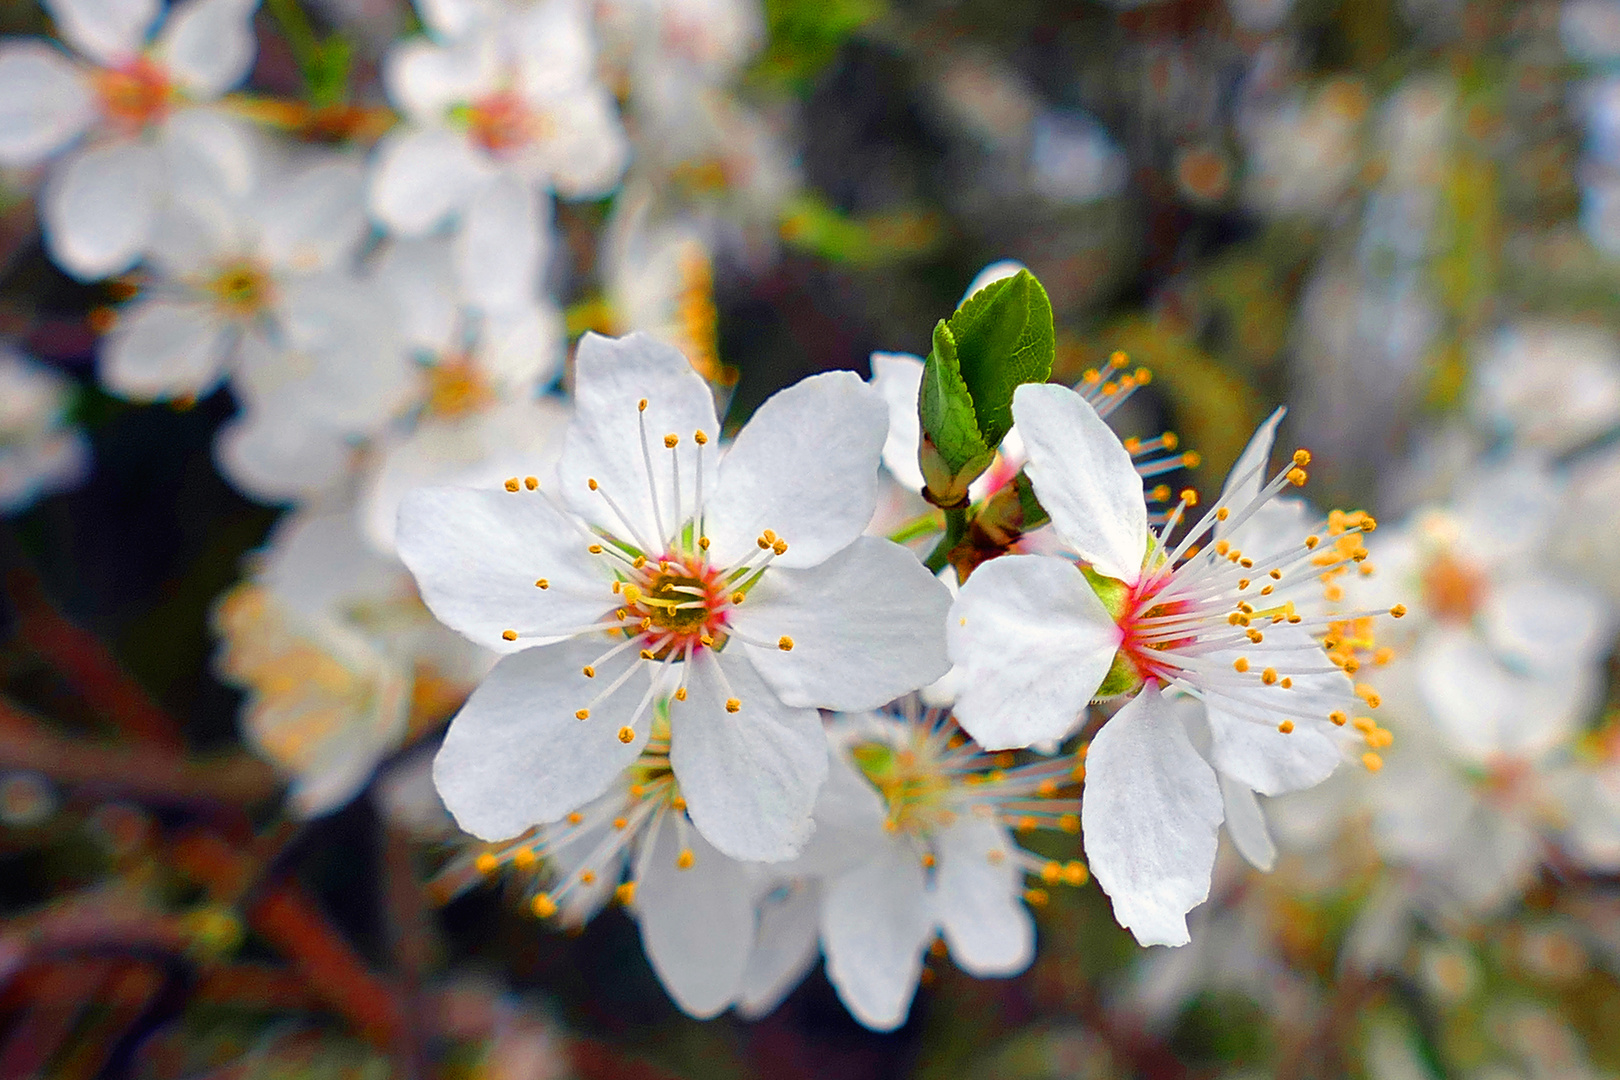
(949, 383, 1392, 944)
(0, 348, 90, 512)
(440, 719, 814, 1019)
(369, 0, 627, 311)
(214, 508, 488, 817)
(0, 0, 259, 279)
(787, 705, 1083, 1031)
(398, 332, 952, 863)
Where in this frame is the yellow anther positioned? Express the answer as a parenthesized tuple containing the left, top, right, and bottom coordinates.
(564, 812, 583, 825)
(629, 785, 645, 797)
(531, 894, 557, 918)
(731, 592, 745, 605)
(1261, 668, 1278, 685)
(672, 796, 686, 811)
(512, 847, 536, 868)
(694, 430, 709, 444)
(639, 649, 654, 661)
(632, 555, 646, 569)
(1362, 752, 1384, 772)
(1390, 604, 1407, 618)
(1293, 449, 1311, 466)
(1277, 720, 1295, 734)
(1234, 657, 1250, 673)
(1037, 779, 1059, 797)
(1240, 558, 1254, 569)
(674, 688, 687, 701)
(575, 708, 590, 720)
(524, 476, 539, 490)
(1247, 629, 1264, 643)
(725, 698, 741, 713)
(1281, 677, 1292, 688)
(611, 581, 621, 594)
(588, 478, 599, 490)
(1181, 487, 1199, 505)
(536, 579, 550, 589)
(778, 636, 794, 651)
(1228, 612, 1243, 625)
(615, 882, 637, 905)
(757, 536, 771, 550)
(773, 539, 788, 555)
(664, 433, 679, 448)
(1161, 431, 1177, 450)
(1058, 813, 1080, 834)
(1024, 887, 1050, 907)
(638, 398, 648, 412)
(1136, 368, 1152, 384)
(580, 869, 596, 885)
(676, 848, 695, 870)
(1329, 710, 1348, 726)
(502, 630, 518, 641)
(698, 537, 710, 550)
(1356, 685, 1382, 708)
(621, 584, 641, 604)
(1041, 861, 1062, 884)
(504, 477, 520, 492)
(640, 618, 652, 631)
(589, 544, 604, 554)
(1269, 569, 1282, 580)
(1216, 540, 1231, 556)
(1124, 437, 1141, 453)
(475, 852, 499, 875)
(1305, 535, 1320, 549)
(1216, 507, 1230, 521)
(762, 529, 777, 543)
(699, 633, 714, 647)
(617, 726, 635, 743)
(1287, 467, 1308, 487)
(1109, 350, 1129, 368)
(1374, 647, 1395, 665)
(921, 852, 936, 868)
(1062, 861, 1088, 886)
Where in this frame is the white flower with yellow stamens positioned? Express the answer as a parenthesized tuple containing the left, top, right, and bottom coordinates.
(786, 704, 1085, 1032)
(397, 331, 952, 863)
(0, 0, 260, 280)
(948, 383, 1395, 945)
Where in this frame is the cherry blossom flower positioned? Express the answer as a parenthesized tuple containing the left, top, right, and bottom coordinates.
(949, 384, 1392, 944)
(0, 0, 259, 279)
(368, 0, 628, 311)
(94, 142, 413, 500)
(214, 508, 488, 816)
(791, 705, 1084, 1030)
(0, 348, 90, 511)
(397, 331, 952, 863)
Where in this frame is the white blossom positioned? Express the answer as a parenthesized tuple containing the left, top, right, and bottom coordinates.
(0, 348, 90, 511)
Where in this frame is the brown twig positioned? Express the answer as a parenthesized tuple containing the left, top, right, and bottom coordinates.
(0, 697, 276, 808)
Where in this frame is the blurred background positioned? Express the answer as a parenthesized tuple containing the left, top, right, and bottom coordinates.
(2, 0, 1620, 1074)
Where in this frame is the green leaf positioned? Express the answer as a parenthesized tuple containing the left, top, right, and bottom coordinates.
(945, 269, 1053, 451)
(916, 270, 1054, 503)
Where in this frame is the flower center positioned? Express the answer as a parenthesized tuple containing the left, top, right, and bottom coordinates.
(1421, 552, 1488, 624)
(617, 553, 732, 658)
(206, 261, 275, 319)
(852, 738, 955, 835)
(92, 58, 173, 133)
(459, 92, 543, 155)
(424, 357, 494, 419)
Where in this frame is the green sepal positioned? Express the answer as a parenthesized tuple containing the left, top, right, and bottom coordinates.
(916, 270, 1055, 504)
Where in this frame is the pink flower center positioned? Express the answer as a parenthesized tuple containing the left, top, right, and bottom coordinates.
(93, 58, 173, 134)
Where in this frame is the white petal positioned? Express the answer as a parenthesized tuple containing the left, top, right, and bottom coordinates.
(99, 297, 229, 400)
(636, 816, 756, 1019)
(42, 140, 159, 279)
(1082, 685, 1223, 947)
(1205, 707, 1342, 797)
(455, 174, 546, 313)
(1483, 572, 1614, 674)
(44, 0, 159, 65)
(395, 484, 605, 653)
(413, 0, 480, 40)
(1012, 382, 1147, 583)
(368, 126, 486, 236)
(735, 881, 821, 1019)
(541, 87, 630, 199)
(153, 0, 258, 98)
(670, 650, 826, 863)
(257, 157, 368, 273)
(160, 107, 258, 199)
(372, 236, 459, 354)
(1415, 630, 1594, 760)
(214, 408, 350, 504)
(947, 554, 1120, 750)
(704, 371, 888, 570)
(557, 331, 719, 545)
(1217, 774, 1276, 872)
(383, 35, 492, 120)
(734, 536, 951, 711)
(478, 302, 565, 394)
(0, 43, 94, 166)
(933, 816, 1034, 975)
(432, 640, 649, 839)
(820, 837, 933, 1031)
(1215, 407, 1285, 526)
(868, 352, 926, 492)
